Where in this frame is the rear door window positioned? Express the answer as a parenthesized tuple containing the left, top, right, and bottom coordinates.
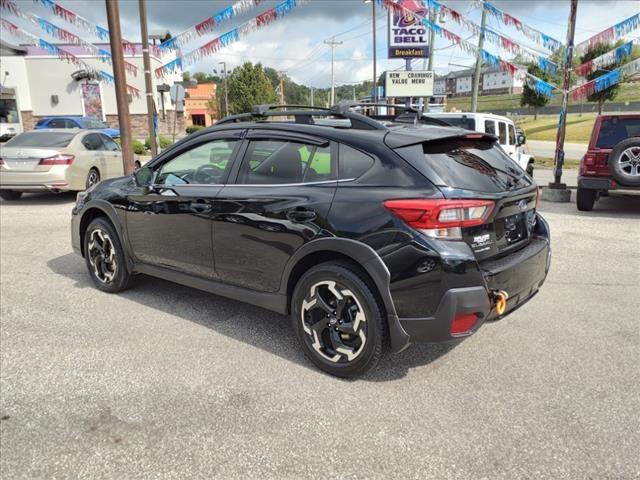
(82, 134, 103, 151)
(48, 118, 67, 128)
(237, 139, 334, 184)
(498, 122, 507, 145)
(596, 117, 640, 148)
(99, 134, 120, 151)
(484, 120, 496, 135)
(339, 144, 374, 180)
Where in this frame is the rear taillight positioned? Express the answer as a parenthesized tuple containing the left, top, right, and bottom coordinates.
(583, 153, 596, 166)
(39, 154, 75, 165)
(451, 313, 479, 336)
(384, 198, 495, 240)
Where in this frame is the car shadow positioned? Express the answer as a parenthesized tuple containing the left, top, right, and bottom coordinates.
(47, 253, 456, 382)
(0, 192, 76, 206)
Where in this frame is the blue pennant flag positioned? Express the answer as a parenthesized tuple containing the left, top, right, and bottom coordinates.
(594, 69, 620, 93)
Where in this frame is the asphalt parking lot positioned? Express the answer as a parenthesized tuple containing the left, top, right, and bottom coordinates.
(1, 191, 638, 479)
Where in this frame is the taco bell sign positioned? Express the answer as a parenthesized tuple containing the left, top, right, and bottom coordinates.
(388, 0, 429, 59)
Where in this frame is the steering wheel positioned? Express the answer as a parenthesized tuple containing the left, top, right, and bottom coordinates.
(193, 164, 225, 184)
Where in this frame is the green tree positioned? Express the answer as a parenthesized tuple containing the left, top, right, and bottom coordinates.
(580, 40, 630, 114)
(520, 63, 551, 120)
(226, 62, 277, 114)
(182, 71, 191, 82)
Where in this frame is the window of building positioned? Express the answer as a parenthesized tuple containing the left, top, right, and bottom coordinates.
(191, 114, 206, 126)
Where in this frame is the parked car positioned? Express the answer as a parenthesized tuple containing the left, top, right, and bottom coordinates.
(0, 97, 22, 142)
(0, 129, 123, 200)
(35, 116, 120, 138)
(577, 113, 640, 211)
(425, 112, 535, 176)
(70, 105, 551, 378)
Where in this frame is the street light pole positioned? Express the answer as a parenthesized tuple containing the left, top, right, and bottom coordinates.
(219, 61, 228, 117)
(471, 4, 487, 113)
(324, 37, 342, 105)
(105, 0, 134, 175)
(138, 0, 157, 157)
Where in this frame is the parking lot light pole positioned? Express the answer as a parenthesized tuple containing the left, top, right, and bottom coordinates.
(219, 62, 229, 117)
(105, 0, 134, 175)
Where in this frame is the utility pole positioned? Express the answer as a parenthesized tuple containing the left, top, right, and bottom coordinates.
(105, 0, 134, 175)
(471, 4, 487, 113)
(278, 70, 286, 104)
(310, 86, 314, 106)
(219, 61, 228, 117)
(372, 0, 377, 103)
(352, 85, 356, 101)
(544, 0, 578, 202)
(424, 6, 437, 113)
(405, 58, 412, 108)
(138, 0, 157, 157)
(324, 37, 342, 105)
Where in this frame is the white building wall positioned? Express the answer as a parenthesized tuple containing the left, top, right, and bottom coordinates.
(0, 56, 32, 111)
(455, 76, 472, 94)
(482, 71, 515, 90)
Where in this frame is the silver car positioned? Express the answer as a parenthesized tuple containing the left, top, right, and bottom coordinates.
(0, 129, 124, 200)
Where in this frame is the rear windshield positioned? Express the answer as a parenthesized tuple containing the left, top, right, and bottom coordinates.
(437, 116, 476, 130)
(596, 117, 640, 148)
(396, 139, 531, 193)
(5, 132, 76, 148)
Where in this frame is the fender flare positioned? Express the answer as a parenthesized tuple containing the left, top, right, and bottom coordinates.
(279, 237, 410, 353)
(78, 200, 133, 268)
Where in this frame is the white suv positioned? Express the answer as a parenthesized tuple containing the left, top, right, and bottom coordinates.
(426, 112, 534, 176)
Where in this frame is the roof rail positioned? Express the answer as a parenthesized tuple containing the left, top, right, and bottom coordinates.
(216, 104, 387, 130)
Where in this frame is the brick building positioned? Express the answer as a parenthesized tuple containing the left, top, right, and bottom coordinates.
(0, 39, 184, 138)
(185, 83, 217, 128)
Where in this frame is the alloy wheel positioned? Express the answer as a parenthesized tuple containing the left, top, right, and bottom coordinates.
(87, 170, 100, 188)
(300, 280, 367, 363)
(87, 229, 117, 284)
(618, 146, 640, 177)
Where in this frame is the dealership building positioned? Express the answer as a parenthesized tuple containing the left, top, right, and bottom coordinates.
(0, 40, 184, 138)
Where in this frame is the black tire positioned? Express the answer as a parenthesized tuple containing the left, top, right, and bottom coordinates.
(526, 162, 534, 177)
(0, 190, 23, 201)
(86, 168, 101, 189)
(576, 187, 596, 211)
(83, 217, 132, 293)
(291, 262, 386, 378)
(608, 138, 640, 187)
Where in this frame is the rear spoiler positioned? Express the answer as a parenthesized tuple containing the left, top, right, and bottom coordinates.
(384, 129, 499, 149)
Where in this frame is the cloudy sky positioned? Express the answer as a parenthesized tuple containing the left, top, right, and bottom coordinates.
(6, 0, 640, 87)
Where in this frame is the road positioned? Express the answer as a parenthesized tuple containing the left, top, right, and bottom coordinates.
(526, 140, 587, 160)
(1, 192, 639, 479)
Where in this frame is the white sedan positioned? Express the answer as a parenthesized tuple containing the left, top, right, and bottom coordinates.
(0, 129, 132, 200)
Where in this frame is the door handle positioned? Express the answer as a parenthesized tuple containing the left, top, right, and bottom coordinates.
(286, 207, 316, 222)
(189, 201, 212, 214)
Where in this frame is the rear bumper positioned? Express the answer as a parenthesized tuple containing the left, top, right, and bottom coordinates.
(394, 221, 550, 347)
(0, 169, 73, 192)
(578, 176, 640, 192)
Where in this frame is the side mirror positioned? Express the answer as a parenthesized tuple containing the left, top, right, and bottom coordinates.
(516, 133, 526, 146)
(133, 166, 154, 188)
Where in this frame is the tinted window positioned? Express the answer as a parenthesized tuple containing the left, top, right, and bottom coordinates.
(484, 120, 496, 135)
(65, 119, 79, 128)
(82, 134, 103, 151)
(498, 122, 507, 144)
(100, 134, 120, 151)
(156, 139, 237, 185)
(5, 131, 75, 147)
(508, 124, 516, 145)
(596, 117, 640, 148)
(238, 140, 333, 184)
(439, 116, 476, 130)
(35, 118, 48, 127)
(48, 118, 67, 128)
(339, 144, 374, 180)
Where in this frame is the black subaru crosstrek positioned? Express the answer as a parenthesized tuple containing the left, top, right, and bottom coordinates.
(71, 105, 551, 378)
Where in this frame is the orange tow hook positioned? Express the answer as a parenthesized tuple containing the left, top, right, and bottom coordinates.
(493, 290, 509, 316)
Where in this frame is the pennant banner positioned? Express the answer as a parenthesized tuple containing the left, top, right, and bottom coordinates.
(33, 0, 160, 57)
(576, 14, 640, 53)
(1, 0, 138, 76)
(0, 19, 141, 98)
(159, 0, 261, 52)
(575, 40, 635, 77)
(155, 0, 305, 77)
(478, 0, 563, 51)
(570, 58, 640, 101)
(381, 0, 558, 97)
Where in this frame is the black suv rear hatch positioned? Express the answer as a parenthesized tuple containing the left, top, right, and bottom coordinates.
(390, 131, 538, 261)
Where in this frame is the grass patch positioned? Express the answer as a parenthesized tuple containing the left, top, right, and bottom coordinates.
(535, 156, 580, 169)
(518, 113, 596, 142)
